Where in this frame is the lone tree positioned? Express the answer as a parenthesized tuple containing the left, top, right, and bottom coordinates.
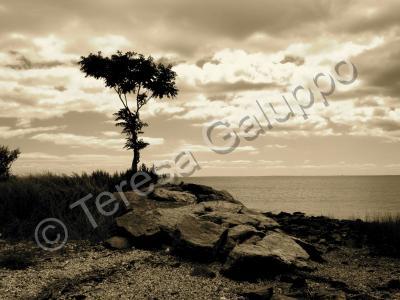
(79, 51, 178, 173)
(0, 146, 20, 180)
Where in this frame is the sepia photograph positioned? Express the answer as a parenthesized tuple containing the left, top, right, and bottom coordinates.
(0, 1, 400, 299)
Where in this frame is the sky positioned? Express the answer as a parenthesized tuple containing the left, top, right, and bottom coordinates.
(0, 0, 399, 176)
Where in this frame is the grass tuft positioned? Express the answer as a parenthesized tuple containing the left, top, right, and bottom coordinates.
(0, 166, 160, 241)
(355, 213, 400, 257)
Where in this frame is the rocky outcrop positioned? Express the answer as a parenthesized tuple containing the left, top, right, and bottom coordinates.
(110, 183, 317, 279)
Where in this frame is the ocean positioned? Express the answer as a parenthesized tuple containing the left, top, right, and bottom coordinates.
(182, 176, 400, 219)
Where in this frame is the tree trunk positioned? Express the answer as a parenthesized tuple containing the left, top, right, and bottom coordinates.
(131, 147, 140, 174)
(130, 111, 141, 174)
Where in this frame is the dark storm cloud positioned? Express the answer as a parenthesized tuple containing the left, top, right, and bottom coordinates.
(156, 57, 186, 67)
(195, 56, 220, 68)
(0, 0, 328, 37)
(199, 81, 282, 94)
(334, 1, 400, 34)
(280, 55, 305, 66)
(353, 39, 400, 98)
(176, 80, 282, 97)
(0, 0, 398, 64)
(369, 119, 400, 132)
(5, 54, 66, 70)
(0, 0, 378, 57)
(54, 86, 67, 92)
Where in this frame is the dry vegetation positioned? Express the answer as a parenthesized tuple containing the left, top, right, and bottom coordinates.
(0, 166, 159, 241)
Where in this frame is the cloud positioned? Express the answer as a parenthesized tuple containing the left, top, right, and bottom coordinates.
(90, 35, 132, 55)
(20, 152, 61, 160)
(30, 132, 164, 150)
(5, 52, 66, 70)
(0, 126, 60, 138)
(142, 137, 164, 145)
(265, 144, 288, 149)
(180, 143, 256, 154)
(353, 38, 400, 98)
(257, 159, 284, 165)
(30, 133, 123, 149)
(280, 55, 305, 66)
(196, 81, 282, 94)
(102, 131, 120, 137)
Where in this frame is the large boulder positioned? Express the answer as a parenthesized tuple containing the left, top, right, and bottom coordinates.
(198, 200, 243, 213)
(173, 215, 228, 260)
(115, 203, 228, 259)
(223, 231, 310, 279)
(115, 209, 164, 246)
(223, 224, 264, 254)
(228, 224, 263, 241)
(150, 187, 197, 204)
(241, 207, 281, 230)
(197, 202, 280, 231)
(180, 183, 242, 204)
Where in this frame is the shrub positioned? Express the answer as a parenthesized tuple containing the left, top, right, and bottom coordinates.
(0, 146, 20, 181)
(0, 166, 163, 241)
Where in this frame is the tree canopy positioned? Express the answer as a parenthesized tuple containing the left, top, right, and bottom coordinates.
(79, 51, 178, 173)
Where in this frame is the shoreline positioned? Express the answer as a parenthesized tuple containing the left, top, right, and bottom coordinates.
(1, 182, 400, 299)
(1, 211, 400, 299)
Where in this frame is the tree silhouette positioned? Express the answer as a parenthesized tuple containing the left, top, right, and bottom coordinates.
(79, 51, 178, 173)
(0, 146, 20, 180)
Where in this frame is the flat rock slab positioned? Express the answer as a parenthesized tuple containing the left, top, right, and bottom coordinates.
(223, 231, 310, 279)
(174, 215, 228, 260)
(180, 183, 242, 204)
(116, 210, 162, 243)
(150, 188, 197, 204)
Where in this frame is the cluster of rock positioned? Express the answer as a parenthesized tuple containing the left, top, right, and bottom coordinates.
(267, 211, 366, 251)
(106, 183, 320, 279)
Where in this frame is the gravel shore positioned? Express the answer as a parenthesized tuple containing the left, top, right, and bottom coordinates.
(0, 241, 268, 300)
(2, 207, 400, 300)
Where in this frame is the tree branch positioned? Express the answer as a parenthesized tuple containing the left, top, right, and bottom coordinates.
(114, 87, 129, 111)
(136, 84, 141, 113)
(123, 93, 128, 107)
(143, 93, 155, 107)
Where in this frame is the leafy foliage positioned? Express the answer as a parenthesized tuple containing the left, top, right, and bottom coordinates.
(114, 108, 149, 151)
(78, 51, 178, 172)
(0, 146, 20, 181)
